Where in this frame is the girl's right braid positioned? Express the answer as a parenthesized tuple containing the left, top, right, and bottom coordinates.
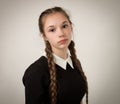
(45, 41, 57, 104)
(68, 40, 88, 104)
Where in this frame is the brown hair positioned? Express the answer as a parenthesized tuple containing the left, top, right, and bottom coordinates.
(38, 6, 88, 104)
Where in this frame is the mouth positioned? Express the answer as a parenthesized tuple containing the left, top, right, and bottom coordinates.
(58, 39, 68, 44)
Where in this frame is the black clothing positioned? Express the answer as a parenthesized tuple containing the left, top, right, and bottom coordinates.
(23, 56, 86, 104)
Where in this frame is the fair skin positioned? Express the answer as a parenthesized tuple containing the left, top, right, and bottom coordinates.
(42, 12, 72, 59)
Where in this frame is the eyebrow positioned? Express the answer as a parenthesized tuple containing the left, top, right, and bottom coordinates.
(62, 21, 69, 24)
(47, 21, 69, 29)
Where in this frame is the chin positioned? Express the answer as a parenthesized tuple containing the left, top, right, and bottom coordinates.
(59, 44, 69, 49)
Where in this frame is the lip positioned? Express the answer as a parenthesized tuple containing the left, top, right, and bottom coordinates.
(58, 39, 68, 44)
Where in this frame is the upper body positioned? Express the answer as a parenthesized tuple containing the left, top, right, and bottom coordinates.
(23, 55, 86, 104)
(23, 6, 88, 104)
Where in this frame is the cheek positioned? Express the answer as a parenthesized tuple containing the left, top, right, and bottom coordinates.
(45, 35, 55, 44)
(43, 32, 51, 41)
(67, 30, 72, 37)
(67, 27, 72, 34)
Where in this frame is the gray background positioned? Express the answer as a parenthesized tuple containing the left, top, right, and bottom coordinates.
(0, 0, 120, 104)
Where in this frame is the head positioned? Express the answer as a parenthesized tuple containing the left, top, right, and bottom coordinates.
(38, 7, 88, 104)
(39, 7, 73, 54)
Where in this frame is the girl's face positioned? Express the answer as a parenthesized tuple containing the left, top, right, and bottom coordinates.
(43, 12, 72, 53)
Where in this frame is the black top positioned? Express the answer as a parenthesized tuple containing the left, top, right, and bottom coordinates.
(23, 56, 86, 104)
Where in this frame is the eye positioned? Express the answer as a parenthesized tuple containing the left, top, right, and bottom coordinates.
(49, 28, 55, 32)
(62, 24, 69, 28)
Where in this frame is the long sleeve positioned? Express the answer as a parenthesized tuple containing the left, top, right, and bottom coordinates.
(22, 56, 50, 104)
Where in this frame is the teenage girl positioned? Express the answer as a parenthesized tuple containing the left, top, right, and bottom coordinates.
(23, 6, 88, 104)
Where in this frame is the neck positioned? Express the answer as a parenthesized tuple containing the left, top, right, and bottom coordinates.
(52, 48, 68, 59)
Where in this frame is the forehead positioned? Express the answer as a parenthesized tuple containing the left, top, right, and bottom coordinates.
(43, 12, 69, 28)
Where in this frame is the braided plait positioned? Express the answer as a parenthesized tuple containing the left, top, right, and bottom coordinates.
(45, 41, 57, 104)
(68, 40, 88, 104)
(38, 6, 88, 104)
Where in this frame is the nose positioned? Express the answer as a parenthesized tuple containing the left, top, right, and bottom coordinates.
(58, 28, 65, 37)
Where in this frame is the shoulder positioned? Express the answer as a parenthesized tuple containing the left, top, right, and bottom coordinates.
(22, 56, 49, 85)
